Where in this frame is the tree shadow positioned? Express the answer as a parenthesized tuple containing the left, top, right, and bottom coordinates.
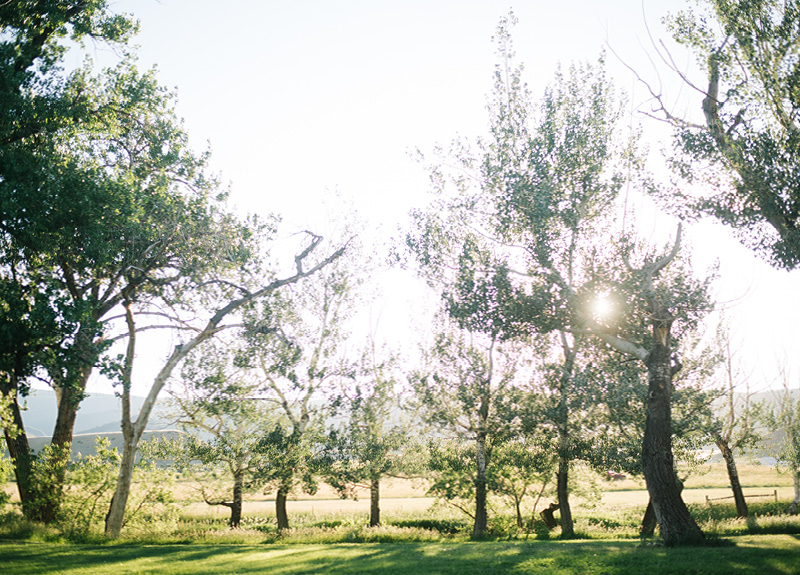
(0, 538, 798, 574)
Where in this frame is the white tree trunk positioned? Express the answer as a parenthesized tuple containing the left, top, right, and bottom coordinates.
(104, 432, 140, 537)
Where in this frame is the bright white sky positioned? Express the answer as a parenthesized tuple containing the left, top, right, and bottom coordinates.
(81, 0, 800, 393)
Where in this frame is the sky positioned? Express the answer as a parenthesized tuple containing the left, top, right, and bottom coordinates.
(74, 0, 800, 394)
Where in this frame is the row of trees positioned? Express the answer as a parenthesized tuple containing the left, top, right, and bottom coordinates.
(0, 0, 347, 538)
(2, 0, 800, 546)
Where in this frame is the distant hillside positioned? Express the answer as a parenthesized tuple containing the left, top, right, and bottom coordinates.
(27, 430, 185, 460)
(17, 388, 174, 438)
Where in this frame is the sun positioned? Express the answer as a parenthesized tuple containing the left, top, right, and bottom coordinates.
(592, 292, 614, 320)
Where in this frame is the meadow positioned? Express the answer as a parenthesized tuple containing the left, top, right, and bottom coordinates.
(1, 460, 799, 574)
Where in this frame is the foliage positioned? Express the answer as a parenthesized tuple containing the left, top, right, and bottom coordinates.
(18, 437, 174, 538)
(404, 16, 652, 538)
(662, 0, 800, 269)
(162, 338, 281, 527)
(412, 324, 526, 442)
(320, 340, 409, 501)
(239, 248, 361, 525)
(0, 0, 255, 523)
(755, 368, 800, 511)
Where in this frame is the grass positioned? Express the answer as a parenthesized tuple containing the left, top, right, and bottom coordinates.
(0, 536, 797, 574)
(2, 456, 800, 575)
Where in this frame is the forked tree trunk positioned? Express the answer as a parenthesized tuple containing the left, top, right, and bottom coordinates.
(473, 431, 488, 537)
(641, 477, 686, 537)
(369, 475, 380, 527)
(642, 318, 704, 546)
(276, 487, 290, 530)
(715, 438, 748, 518)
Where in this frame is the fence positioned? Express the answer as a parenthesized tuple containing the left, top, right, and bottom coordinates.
(705, 490, 778, 505)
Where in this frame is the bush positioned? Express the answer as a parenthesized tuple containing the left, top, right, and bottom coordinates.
(389, 518, 469, 534)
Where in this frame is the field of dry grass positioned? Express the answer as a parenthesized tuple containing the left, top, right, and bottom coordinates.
(2, 458, 795, 519)
(174, 460, 796, 519)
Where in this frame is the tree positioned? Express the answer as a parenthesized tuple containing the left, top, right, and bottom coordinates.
(1, 3, 248, 522)
(406, 16, 633, 537)
(588, 323, 721, 536)
(103, 231, 347, 537)
(647, 0, 800, 269)
(245, 251, 358, 531)
(163, 340, 279, 528)
(758, 363, 800, 514)
(705, 324, 760, 518)
(489, 434, 557, 530)
(321, 341, 408, 527)
(412, 319, 526, 537)
(582, 226, 714, 545)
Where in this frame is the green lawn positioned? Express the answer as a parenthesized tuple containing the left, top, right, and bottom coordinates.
(1, 536, 798, 575)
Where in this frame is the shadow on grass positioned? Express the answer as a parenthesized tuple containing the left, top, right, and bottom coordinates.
(0, 537, 798, 575)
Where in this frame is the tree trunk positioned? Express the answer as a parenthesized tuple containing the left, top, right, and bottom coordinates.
(276, 487, 290, 530)
(789, 470, 800, 515)
(51, 375, 88, 448)
(556, 455, 573, 537)
(104, 432, 139, 537)
(230, 471, 244, 528)
(540, 502, 560, 529)
(473, 431, 488, 537)
(369, 475, 380, 527)
(41, 333, 95, 523)
(514, 495, 523, 529)
(715, 438, 748, 518)
(642, 320, 704, 546)
(640, 499, 657, 537)
(1, 386, 37, 517)
(556, 334, 575, 537)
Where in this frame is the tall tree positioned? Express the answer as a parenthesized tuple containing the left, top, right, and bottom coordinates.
(103, 231, 347, 537)
(706, 324, 760, 518)
(588, 324, 721, 536)
(0, 3, 247, 521)
(163, 339, 279, 528)
(650, 0, 800, 269)
(406, 16, 631, 536)
(246, 250, 359, 530)
(412, 319, 527, 537)
(581, 226, 714, 545)
(321, 340, 408, 527)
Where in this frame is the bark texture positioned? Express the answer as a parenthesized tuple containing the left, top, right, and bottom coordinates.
(276, 487, 290, 530)
(104, 433, 138, 537)
(556, 458, 573, 536)
(641, 317, 704, 546)
(473, 431, 488, 537)
(1, 388, 35, 513)
(230, 472, 244, 528)
(369, 476, 380, 527)
(556, 335, 575, 536)
(640, 499, 657, 538)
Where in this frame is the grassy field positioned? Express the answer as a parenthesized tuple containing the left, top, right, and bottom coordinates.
(2, 458, 799, 575)
(0, 536, 797, 574)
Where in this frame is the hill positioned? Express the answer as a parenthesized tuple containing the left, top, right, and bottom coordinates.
(17, 388, 173, 438)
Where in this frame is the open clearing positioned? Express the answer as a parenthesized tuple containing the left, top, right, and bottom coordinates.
(0, 536, 797, 575)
